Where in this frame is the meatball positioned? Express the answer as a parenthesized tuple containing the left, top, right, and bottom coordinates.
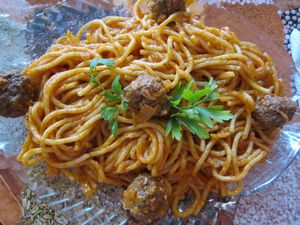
(148, 0, 186, 19)
(124, 75, 170, 120)
(0, 70, 37, 117)
(253, 95, 297, 129)
(122, 174, 170, 223)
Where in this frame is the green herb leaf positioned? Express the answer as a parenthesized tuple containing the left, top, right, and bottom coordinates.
(89, 58, 116, 87)
(104, 91, 122, 104)
(194, 86, 212, 99)
(182, 89, 195, 102)
(201, 92, 220, 103)
(109, 120, 119, 137)
(166, 117, 182, 141)
(194, 106, 233, 124)
(90, 57, 115, 72)
(207, 105, 223, 110)
(101, 106, 122, 136)
(193, 107, 214, 128)
(121, 102, 129, 110)
(111, 75, 122, 96)
(99, 74, 128, 137)
(165, 119, 172, 136)
(206, 78, 217, 91)
(90, 75, 99, 84)
(89, 57, 116, 84)
(101, 106, 118, 121)
(177, 116, 209, 139)
(171, 99, 181, 107)
(205, 106, 233, 123)
(171, 80, 193, 102)
(103, 75, 123, 104)
(166, 78, 233, 141)
(171, 81, 183, 101)
(200, 78, 220, 103)
(182, 85, 211, 103)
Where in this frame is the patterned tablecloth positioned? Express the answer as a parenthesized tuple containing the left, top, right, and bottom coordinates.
(0, 1, 299, 225)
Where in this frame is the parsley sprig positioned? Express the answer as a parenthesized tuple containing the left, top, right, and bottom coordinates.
(90, 57, 116, 86)
(100, 75, 128, 136)
(166, 79, 233, 141)
(89, 57, 232, 140)
(89, 58, 127, 136)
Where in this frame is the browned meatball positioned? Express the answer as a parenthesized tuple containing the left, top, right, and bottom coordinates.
(0, 70, 37, 117)
(148, 0, 186, 19)
(124, 75, 170, 120)
(122, 174, 170, 223)
(253, 95, 297, 129)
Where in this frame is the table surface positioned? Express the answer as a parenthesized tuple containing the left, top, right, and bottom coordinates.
(0, 1, 299, 225)
(235, 156, 300, 225)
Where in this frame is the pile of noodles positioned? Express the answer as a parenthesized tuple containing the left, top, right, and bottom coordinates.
(18, 0, 283, 218)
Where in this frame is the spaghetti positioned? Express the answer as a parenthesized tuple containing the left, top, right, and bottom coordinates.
(18, 0, 284, 218)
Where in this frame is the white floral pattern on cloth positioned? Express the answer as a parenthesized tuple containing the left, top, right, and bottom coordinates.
(279, 8, 300, 54)
(222, 0, 273, 4)
(20, 187, 74, 225)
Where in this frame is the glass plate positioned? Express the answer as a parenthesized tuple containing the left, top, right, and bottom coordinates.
(0, 0, 299, 224)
